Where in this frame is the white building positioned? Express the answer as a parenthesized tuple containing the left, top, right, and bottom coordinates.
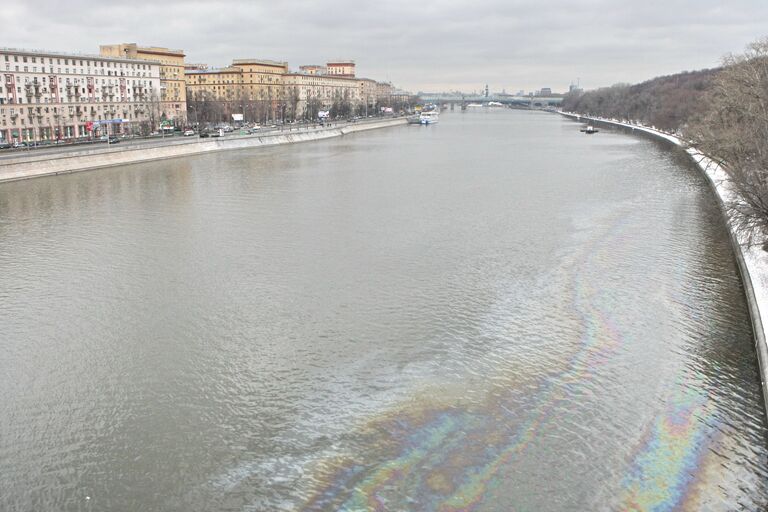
(0, 47, 161, 143)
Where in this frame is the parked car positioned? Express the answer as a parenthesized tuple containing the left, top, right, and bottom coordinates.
(0, 141, 11, 150)
(199, 131, 210, 138)
(107, 136, 120, 144)
(183, 129, 195, 136)
(12, 141, 23, 148)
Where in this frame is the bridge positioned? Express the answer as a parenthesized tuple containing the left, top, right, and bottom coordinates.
(418, 93, 564, 109)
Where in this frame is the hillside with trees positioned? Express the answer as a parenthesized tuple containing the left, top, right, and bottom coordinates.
(561, 68, 719, 132)
(563, 37, 768, 246)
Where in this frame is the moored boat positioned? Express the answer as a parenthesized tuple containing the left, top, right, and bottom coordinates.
(419, 111, 439, 125)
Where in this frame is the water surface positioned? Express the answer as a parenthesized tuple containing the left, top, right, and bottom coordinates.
(1, 110, 766, 511)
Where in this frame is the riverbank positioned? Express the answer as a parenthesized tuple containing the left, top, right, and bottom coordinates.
(560, 111, 768, 417)
(0, 118, 408, 184)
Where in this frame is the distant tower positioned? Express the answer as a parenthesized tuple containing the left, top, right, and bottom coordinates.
(484, 84, 489, 98)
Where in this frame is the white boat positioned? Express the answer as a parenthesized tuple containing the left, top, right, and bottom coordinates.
(419, 111, 439, 125)
(466, 103, 483, 108)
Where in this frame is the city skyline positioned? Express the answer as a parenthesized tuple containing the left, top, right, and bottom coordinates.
(1, 0, 767, 92)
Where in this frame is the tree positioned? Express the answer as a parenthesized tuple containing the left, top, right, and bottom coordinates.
(286, 86, 300, 122)
(306, 94, 321, 121)
(688, 37, 768, 246)
(147, 90, 162, 132)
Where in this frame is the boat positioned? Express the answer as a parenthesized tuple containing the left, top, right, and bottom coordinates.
(466, 103, 483, 108)
(580, 125, 599, 134)
(419, 111, 439, 125)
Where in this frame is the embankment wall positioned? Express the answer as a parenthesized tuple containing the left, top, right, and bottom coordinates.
(561, 112, 768, 417)
(0, 118, 407, 183)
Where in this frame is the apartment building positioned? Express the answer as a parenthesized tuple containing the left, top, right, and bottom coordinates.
(0, 47, 160, 143)
(185, 57, 400, 123)
(100, 43, 187, 124)
(283, 72, 365, 117)
(185, 59, 290, 123)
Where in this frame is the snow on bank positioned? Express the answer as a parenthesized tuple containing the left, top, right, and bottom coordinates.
(560, 111, 768, 417)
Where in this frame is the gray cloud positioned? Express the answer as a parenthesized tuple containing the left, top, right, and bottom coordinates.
(1, 0, 766, 93)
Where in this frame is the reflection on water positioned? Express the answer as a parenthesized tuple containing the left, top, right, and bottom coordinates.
(0, 110, 766, 511)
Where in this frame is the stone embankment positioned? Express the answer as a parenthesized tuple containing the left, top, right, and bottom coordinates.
(0, 118, 407, 184)
(560, 111, 768, 416)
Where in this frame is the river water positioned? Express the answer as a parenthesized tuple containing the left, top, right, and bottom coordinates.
(1, 110, 766, 511)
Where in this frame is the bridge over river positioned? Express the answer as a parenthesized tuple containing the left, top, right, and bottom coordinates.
(419, 93, 564, 108)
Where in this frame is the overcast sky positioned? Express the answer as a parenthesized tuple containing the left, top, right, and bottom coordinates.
(1, 0, 766, 93)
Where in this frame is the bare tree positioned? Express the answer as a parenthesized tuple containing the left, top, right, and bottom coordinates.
(147, 90, 162, 132)
(286, 86, 300, 122)
(688, 37, 768, 246)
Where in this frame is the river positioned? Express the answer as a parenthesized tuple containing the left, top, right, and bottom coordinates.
(1, 109, 766, 511)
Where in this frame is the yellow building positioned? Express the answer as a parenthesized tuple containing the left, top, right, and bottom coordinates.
(232, 59, 288, 113)
(186, 59, 289, 124)
(185, 56, 402, 124)
(100, 43, 187, 124)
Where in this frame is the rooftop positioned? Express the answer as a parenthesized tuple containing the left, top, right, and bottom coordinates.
(185, 66, 243, 74)
(231, 58, 287, 67)
(0, 46, 161, 65)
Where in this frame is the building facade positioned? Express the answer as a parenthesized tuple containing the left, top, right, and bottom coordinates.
(283, 72, 366, 119)
(376, 81, 393, 105)
(0, 47, 160, 143)
(185, 59, 291, 124)
(185, 56, 401, 124)
(100, 43, 186, 124)
(326, 61, 355, 78)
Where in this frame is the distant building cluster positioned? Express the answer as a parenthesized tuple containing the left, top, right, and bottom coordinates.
(185, 57, 400, 125)
(0, 43, 407, 143)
